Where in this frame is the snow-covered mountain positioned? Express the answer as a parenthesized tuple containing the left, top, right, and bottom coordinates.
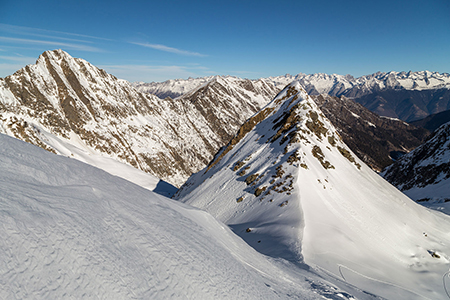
(268, 71, 450, 96)
(313, 94, 429, 171)
(1, 132, 376, 299)
(175, 82, 450, 299)
(133, 76, 217, 99)
(0, 50, 278, 187)
(291, 71, 450, 122)
(381, 121, 450, 210)
(142, 71, 450, 122)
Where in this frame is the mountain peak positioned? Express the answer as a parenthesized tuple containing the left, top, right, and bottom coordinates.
(175, 81, 450, 299)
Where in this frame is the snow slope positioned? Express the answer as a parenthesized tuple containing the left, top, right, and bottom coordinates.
(175, 82, 450, 299)
(1, 133, 374, 299)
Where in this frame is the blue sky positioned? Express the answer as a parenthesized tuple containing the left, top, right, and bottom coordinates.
(1, 0, 449, 82)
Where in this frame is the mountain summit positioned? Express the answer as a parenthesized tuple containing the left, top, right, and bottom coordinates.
(0, 50, 278, 187)
(175, 81, 450, 299)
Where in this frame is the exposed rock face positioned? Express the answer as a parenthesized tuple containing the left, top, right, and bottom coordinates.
(312, 94, 430, 171)
(0, 50, 279, 187)
(381, 121, 450, 203)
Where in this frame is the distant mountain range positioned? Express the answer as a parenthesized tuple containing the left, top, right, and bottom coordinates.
(137, 71, 450, 122)
(1, 49, 447, 201)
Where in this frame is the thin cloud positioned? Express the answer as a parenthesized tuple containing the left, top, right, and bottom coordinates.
(131, 42, 206, 57)
(0, 36, 103, 52)
(0, 55, 36, 63)
(0, 23, 113, 42)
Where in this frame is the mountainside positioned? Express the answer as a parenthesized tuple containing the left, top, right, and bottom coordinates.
(313, 94, 430, 171)
(175, 82, 450, 299)
(0, 50, 278, 187)
(381, 121, 450, 208)
(1, 133, 374, 299)
(410, 109, 450, 132)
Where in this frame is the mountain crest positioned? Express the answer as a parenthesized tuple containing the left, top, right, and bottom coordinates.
(0, 50, 279, 187)
(175, 82, 450, 299)
(175, 81, 362, 260)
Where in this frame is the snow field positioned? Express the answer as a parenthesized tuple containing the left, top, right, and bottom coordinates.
(1, 133, 367, 299)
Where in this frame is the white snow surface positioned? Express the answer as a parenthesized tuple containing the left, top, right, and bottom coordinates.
(175, 82, 450, 299)
(140, 71, 450, 100)
(0, 133, 374, 300)
(133, 76, 218, 98)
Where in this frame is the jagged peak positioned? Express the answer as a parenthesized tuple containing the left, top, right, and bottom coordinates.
(202, 80, 359, 176)
(37, 49, 75, 64)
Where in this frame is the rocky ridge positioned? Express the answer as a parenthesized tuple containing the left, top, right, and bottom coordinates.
(381, 121, 450, 204)
(174, 81, 450, 299)
(0, 50, 279, 187)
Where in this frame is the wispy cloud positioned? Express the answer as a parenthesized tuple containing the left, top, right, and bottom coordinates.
(0, 23, 112, 42)
(131, 42, 206, 57)
(0, 36, 103, 52)
(0, 55, 36, 63)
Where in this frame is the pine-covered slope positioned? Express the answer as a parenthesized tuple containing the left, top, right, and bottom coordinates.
(175, 82, 450, 299)
(381, 121, 450, 207)
(2, 133, 371, 300)
(0, 50, 278, 187)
